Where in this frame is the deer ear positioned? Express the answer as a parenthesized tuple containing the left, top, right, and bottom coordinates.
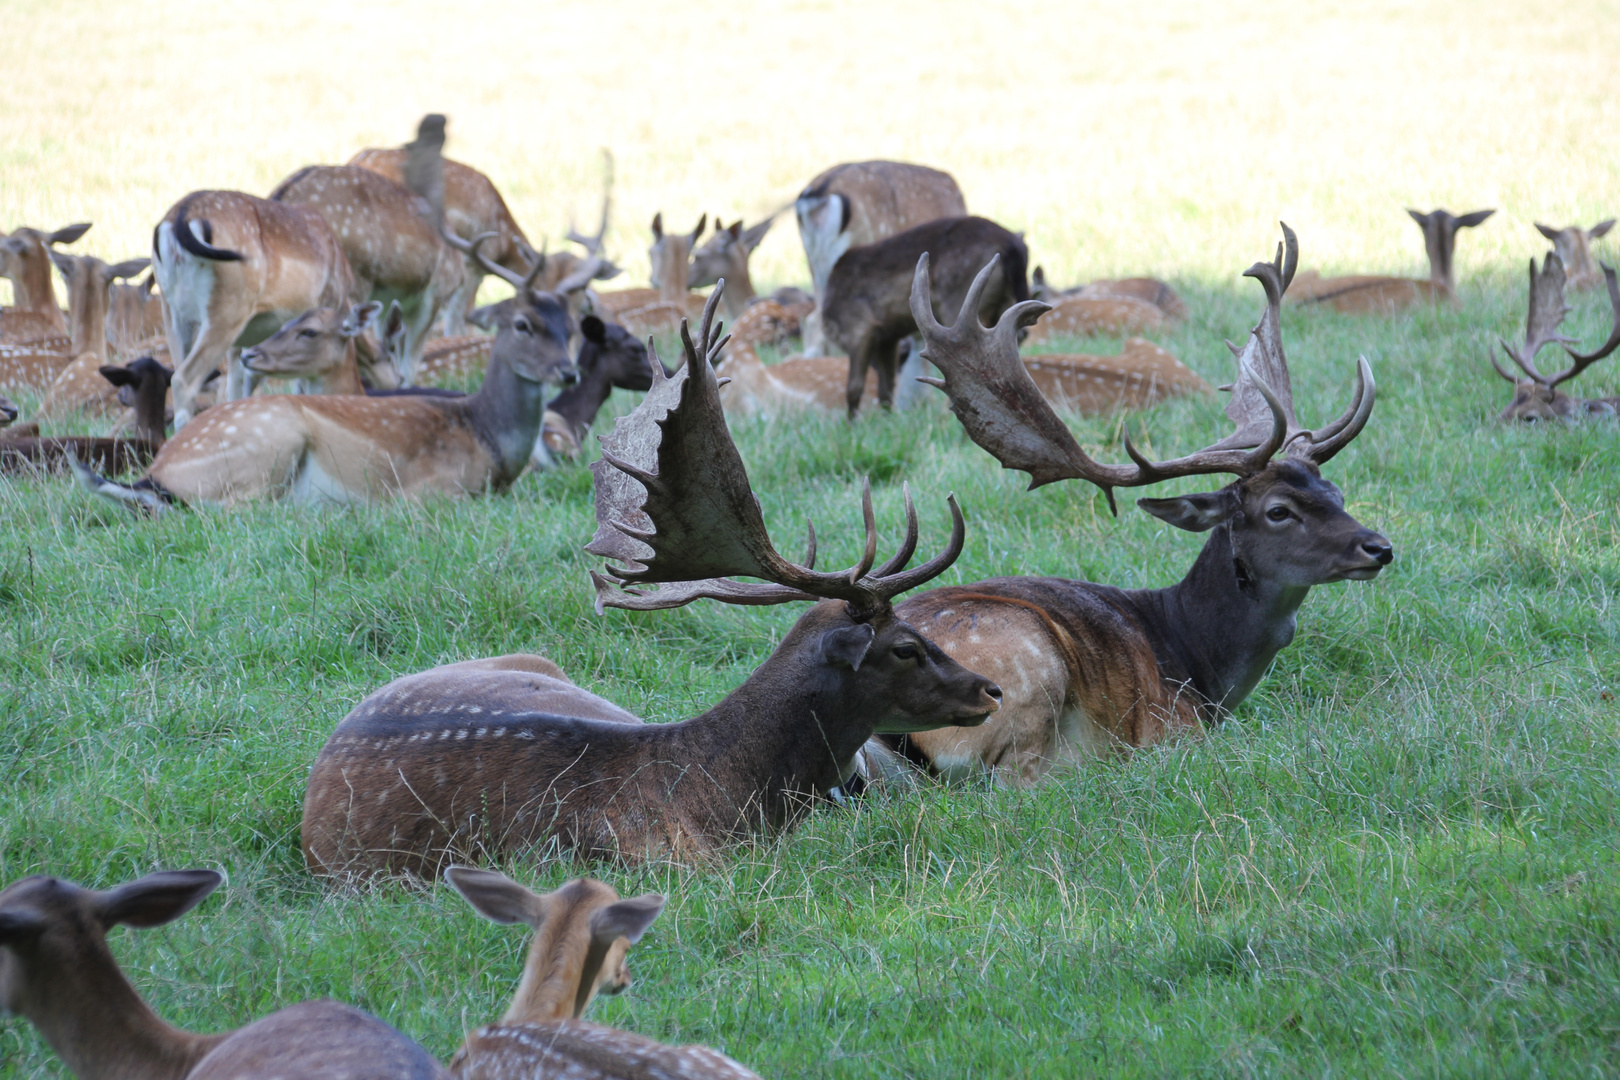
(48, 249, 74, 278)
(818, 623, 876, 671)
(580, 315, 606, 344)
(1455, 209, 1495, 228)
(342, 301, 384, 337)
(49, 222, 92, 245)
(1406, 208, 1431, 227)
(1535, 223, 1561, 241)
(99, 365, 137, 387)
(1137, 491, 1237, 532)
(108, 258, 150, 281)
(96, 871, 222, 929)
(1590, 219, 1616, 240)
(0, 909, 48, 945)
(589, 894, 665, 946)
(445, 866, 550, 929)
(651, 212, 664, 241)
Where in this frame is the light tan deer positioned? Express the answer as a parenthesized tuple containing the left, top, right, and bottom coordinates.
(152, 190, 358, 426)
(1535, 219, 1615, 292)
(1020, 293, 1168, 344)
(1021, 338, 1209, 413)
(443, 867, 761, 1080)
(713, 297, 875, 416)
(0, 250, 149, 392)
(0, 869, 448, 1080)
(1493, 254, 1620, 421)
(1290, 208, 1494, 313)
(1031, 267, 1188, 320)
(590, 213, 708, 334)
(107, 274, 168, 359)
(687, 217, 774, 319)
(0, 222, 90, 343)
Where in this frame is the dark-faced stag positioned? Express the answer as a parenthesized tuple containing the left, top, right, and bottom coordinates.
(1493, 254, 1620, 421)
(300, 285, 1002, 879)
(870, 225, 1391, 785)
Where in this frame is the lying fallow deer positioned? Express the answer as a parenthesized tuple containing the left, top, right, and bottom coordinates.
(1031, 266, 1188, 321)
(1493, 254, 1620, 421)
(1021, 338, 1209, 414)
(107, 273, 168, 360)
(1019, 292, 1168, 344)
(299, 289, 1001, 878)
(590, 213, 708, 332)
(1535, 219, 1615, 292)
(72, 245, 577, 510)
(687, 217, 774, 319)
(1, 250, 150, 392)
(1290, 208, 1493, 313)
(0, 222, 90, 344)
(444, 867, 760, 1080)
(0, 869, 448, 1080)
(538, 314, 660, 459)
(872, 227, 1391, 785)
(2, 355, 170, 475)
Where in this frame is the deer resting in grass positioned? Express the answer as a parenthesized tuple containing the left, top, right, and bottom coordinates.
(299, 287, 1001, 879)
(1535, 219, 1615, 292)
(687, 217, 777, 319)
(1031, 267, 1188, 321)
(2, 356, 170, 475)
(821, 215, 1029, 415)
(869, 227, 1391, 785)
(0, 869, 447, 1080)
(2, 249, 149, 393)
(1493, 253, 1620, 421)
(1290, 208, 1493, 313)
(0, 222, 90, 344)
(444, 867, 761, 1080)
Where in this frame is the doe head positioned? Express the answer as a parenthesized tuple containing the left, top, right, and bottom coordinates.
(687, 218, 772, 289)
(240, 302, 381, 380)
(578, 315, 656, 391)
(1535, 220, 1615, 290)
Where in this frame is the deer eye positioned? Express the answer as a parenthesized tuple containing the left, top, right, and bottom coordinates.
(1265, 505, 1292, 522)
(298, 328, 319, 339)
(514, 317, 533, 335)
(892, 643, 919, 661)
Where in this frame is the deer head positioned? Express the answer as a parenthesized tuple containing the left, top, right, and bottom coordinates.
(648, 212, 705, 298)
(0, 222, 90, 314)
(99, 355, 173, 446)
(688, 217, 773, 290)
(239, 302, 382, 392)
(49, 250, 151, 359)
(1407, 207, 1494, 296)
(1535, 219, 1615, 291)
(1493, 254, 1620, 421)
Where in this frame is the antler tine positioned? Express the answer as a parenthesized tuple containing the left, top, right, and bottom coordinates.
(1550, 262, 1620, 387)
(908, 253, 949, 338)
(850, 478, 879, 585)
(553, 255, 605, 296)
(565, 149, 614, 255)
(1300, 356, 1377, 466)
(870, 483, 918, 578)
(446, 231, 532, 292)
(1510, 253, 1575, 383)
(1489, 348, 1524, 384)
(866, 493, 966, 600)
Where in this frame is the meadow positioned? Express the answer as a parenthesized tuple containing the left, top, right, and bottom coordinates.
(3, 1, 1620, 1076)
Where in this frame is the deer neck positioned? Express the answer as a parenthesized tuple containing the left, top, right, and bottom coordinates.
(465, 348, 548, 480)
(655, 244, 690, 302)
(721, 258, 755, 319)
(10, 248, 63, 328)
(1136, 523, 1311, 714)
(307, 341, 367, 396)
(542, 346, 612, 443)
(68, 277, 110, 361)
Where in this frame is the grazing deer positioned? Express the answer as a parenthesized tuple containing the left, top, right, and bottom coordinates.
(0, 222, 90, 343)
(2, 356, 170, 475)
(875, 227, 1391, 784)
(1031, 267, 1187, 320)
(821, 215, 1029, 415)
(1493, 254, 1620, 421)
(71, 249, 577, 510)
(1535, 219, 1615, 292)
(796, 160, 967, 355)
(0, 869, 448, 1080)
(1021, 338, 1209, 414)
(152, 190, 358, 427)
(299, 289, 1001, 878)
(687, 217, 774, 318)
(1290, 208, 1493, 313)
(444, 867, 761, 1080)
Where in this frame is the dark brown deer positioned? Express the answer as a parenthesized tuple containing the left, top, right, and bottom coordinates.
(0, 222, 90, 344)
(1290, 208, 1493, 313)
(1493, 254, 1620, 421)
(443, 868, 761, 1080)
(871, 226, 1391, 785)
(820, 215, 1029, 415)
(2, 355, 171, 475)
(538, 314, 660, 460)
(1535, 219, 1615, 292)
(300, 288, 1001, 879)
(0, 869, 448, 1080)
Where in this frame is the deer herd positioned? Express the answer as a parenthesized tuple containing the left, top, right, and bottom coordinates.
(1, 110, 1614, 1079)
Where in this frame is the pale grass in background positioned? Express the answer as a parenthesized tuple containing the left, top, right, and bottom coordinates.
(2, 0, 1617, 305)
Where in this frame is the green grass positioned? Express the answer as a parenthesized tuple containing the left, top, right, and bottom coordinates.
(4, 262, 1620, 1077)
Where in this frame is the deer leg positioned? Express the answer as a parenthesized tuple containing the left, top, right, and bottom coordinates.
(171, 317, 244, 427)
(874, 336, 904, 411)
(845, 342, 873, 418)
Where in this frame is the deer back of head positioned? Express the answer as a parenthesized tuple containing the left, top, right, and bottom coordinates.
(0, 223, 90, 329)
(50, 251, 149, 361)
(238, 302, 382, 395)
(1408, 207, 1494, 296)
(647, 212, 705, 300)
(1535, 219, 1615, 290)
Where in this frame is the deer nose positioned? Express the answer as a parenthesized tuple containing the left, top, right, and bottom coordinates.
(981, 682, 1003, 710)
(1362, 536, 1394, 565)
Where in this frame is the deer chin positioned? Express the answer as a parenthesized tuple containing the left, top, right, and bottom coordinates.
(872, 699, 1000, 735)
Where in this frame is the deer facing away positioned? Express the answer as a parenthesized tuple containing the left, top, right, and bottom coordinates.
(867, 227, 1391, 785)
(1493, 253, 1620, 421)
(1289, 208, 1493, 313)
(1535, 219, 1614, 292)
(443, 867, 761, 1080)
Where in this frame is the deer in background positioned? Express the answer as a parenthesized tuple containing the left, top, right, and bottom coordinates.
(443, 868, 761, 1080)
(0, 222, 90, 345)
(821, 215, 1029, 415)
(538, 314, 660, 460)
(1535, 219, 1615, 292)
(299, 289, 1001, 878)
(107, 274, 168, 358)
(0, 394, 16, 426)
(796, 160, 967, 355)
(1, 250, 150, 392)
(1020, 338, 1209, 414)
(1290, 208, 1494, 313)
(687, 216, 775, 318)
(3, 355, 170, 475)
(590, 213, 708, 334)
(1031, 267, 1188, 320)
(873, 227, 1391, 785)
(0, 869, 448, 1080)
(1493, 253, 1620, 421)
(711, 295, 876, 417)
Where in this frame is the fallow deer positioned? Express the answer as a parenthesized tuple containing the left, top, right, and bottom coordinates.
(538, 314, 660, 460)
(796, 160, 967, 355)
(107, 273, 168, 359)
(1290, 208, 1494, 313)
(0, 222, 90, 343)
(687, 217, 774, 319)
(1031, 267, 1188, 320)
(2, 356, 170, 475)
(874, 227, 1391, 784)
(236, 302, 390, 396)
(71, 250, 577, 510)
(1019, 292, 1168, 344)
(1020, 338, 1209, 414)
(1, 250, 150, 392)
(152, 190, 358, 426)
(589, 213, 708, 332)
(1493, 254, 1620, 421)
(821, 215, 1029, 415)
(0, 869, 448, 1080)
(1535, 219, 1615, 291)
(299, 289, 1001, 878)
(0, 394, 16, 426)
(444, 868, 761, 1080)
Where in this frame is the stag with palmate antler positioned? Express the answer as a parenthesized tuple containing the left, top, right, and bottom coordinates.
(299, 286, 1002, 879)
(854, 225, 1392, 787)
(1492, 252, 1620, 422)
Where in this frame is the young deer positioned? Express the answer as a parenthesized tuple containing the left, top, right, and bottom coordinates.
(1492, 254, 1620, 421)
(443, 867, 760, 1080)
(1290, 208, 1493, 313)
(2, 355, 170, 475)
(875, 228, 1391, 785)
(0, 869, 448, 1080)
(1535, 219, 1615, 292)
(71, 245, 577, 511)
(0, 222, 90, 343)
(539, 314, 660, 459)
(300, 289, 1001, 879)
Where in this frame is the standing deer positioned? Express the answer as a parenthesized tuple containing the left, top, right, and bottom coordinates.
(300, 289, 1001, 878)
(1290, 208, 1493, 313)
(796, 160, 966, 355)
(152, 190, 358, 427)
(1493, 254, 1620, 421)
(871, 227, 1391, 785)
(1535, 219, 1615, 292)
(443, 867, 760, 1080)
(0, 869, 448, 1080)
(820, 215, 1029, 415)
(0, 222, 90, 344)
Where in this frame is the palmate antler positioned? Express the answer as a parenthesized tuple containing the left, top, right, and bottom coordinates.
(913, 223, 1375, 512)
(586, 282, 965, 618)
(1493, 256, 1620, 390)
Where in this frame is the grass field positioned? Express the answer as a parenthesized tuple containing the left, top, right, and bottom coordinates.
(5, 1, 1620, 1077)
